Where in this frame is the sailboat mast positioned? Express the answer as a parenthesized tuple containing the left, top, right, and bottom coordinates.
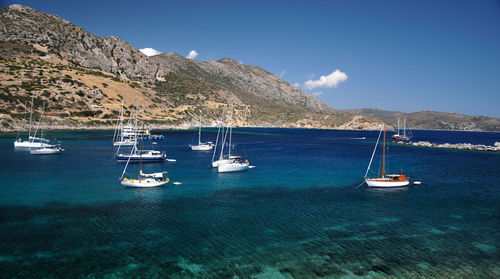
(403, 117, 406, 138)
(28, 93, 34, 138)
(228, 104, 234, 157)
(198, 115, 202, 145)
(16, 101, 28, 140)
(139, 129, 144, 178)
(397, 117, 400, 135)
(382, 124, 386, 177)
(135, 99, 138, 137)
(218, 108, 228, 161)
(113, 100, 124, 142)
(40, 103, 45, 140)
(120, 130, 136, 180)
(30, 103, 44, 143)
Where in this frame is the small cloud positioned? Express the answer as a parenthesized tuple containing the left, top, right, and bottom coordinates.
(304, 69, 348, 90)
(292, 83, 300, 88)
(140, 47, 161, 56)
(279, 70, 287, 78)
(306, 73, 315, 79)
(238, 60, 243, 64)
(186, 50, 198, 59)
(313, 91, 323, 96)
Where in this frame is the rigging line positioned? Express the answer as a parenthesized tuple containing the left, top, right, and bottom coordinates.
(120, 131, 136, 180)
(15, 101, 28, 140)
(354, 181, 365, 189)
(364, 126, 383, 178)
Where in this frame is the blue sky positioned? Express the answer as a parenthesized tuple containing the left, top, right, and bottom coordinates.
(4, 0, 500, 117)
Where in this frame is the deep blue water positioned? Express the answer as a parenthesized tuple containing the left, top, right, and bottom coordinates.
(0, 128, 499, 278)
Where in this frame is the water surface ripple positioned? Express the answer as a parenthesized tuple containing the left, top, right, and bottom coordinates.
(0, 129, 499, 278)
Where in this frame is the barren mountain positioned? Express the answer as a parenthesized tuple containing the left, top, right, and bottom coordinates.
(0, 4, 379, 131)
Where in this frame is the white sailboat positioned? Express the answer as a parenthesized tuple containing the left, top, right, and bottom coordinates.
(113, 101, 135, 147)
(27, 103, 64, 155)
(116, 106, 166, 162)
(211, 107, 231, 167)
(190, 115, 213, 151)
(392, 116, 412, 140)
(365, 124, 410, 187)
(120, 131, 169, 187)
(14, 93, 51, 149)
(217, 104, 251, 173)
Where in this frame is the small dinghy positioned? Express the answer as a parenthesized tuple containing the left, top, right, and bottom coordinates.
(413, 181, 421, 185)
(173, 182, 182, 185)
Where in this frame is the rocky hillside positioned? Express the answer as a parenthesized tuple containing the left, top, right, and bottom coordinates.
(341, 108, 500, 131)
(0, 4, 379, 131)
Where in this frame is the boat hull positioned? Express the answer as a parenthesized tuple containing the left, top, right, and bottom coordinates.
(113, 140, 135, 147)
(121, 178, 169, 187)
(116, 155, 165, 162)
(392, 135, 411, 140)
(212, 159, 232, 168)
(14, 141, 51, 148)
(30, 148, 63, 155)
(365, 179, 410, 187)
(190, 144, 213, 151)
(218, 163, 249, 173)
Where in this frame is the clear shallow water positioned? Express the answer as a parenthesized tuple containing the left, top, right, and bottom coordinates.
(0, 128, 499, 278)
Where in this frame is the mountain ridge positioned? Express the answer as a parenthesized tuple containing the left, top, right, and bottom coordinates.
(341, 108, 500, 132)
(0, 4, 380, 131)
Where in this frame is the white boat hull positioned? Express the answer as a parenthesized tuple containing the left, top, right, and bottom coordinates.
(218, 162, 249, 173)
(121, 178, 169, 187)
(365, 179, 410, 188)
(190, 144, 213, 151)
(113, 140, 135, 147)
(30, 147, 63, 155)
(14, 141, 51, 148)
(212, 159, 232, 168)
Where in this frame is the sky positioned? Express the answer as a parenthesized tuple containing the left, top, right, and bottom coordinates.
(3, 0, 500, 117)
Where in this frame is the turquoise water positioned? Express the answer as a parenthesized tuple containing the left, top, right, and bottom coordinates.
(0, 128, 499, 278)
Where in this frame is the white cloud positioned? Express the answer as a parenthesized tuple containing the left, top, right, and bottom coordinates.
(292, 83, 300, 88)
(140, 48, 161, 56)
(313, 91, 323, 96)
(280, 70, 287, 78)
(186, 50, 198, 59)
(304, 69, 348, 90)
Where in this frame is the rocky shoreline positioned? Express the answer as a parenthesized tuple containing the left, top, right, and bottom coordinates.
(395, 140, 500, 153)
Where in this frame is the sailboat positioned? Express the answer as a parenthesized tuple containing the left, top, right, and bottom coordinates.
(27, 103, 64, 155)
(392, 116, 412, 140)
(116, 104, 166, 162)
(217, 104, 251, 173)
(190, 115, 213, 151)
(113, 101, 135, 147)
(365, 124, 409, 187)
(14, 93, 51, 149)
(120, 135, 169, 187)
(211, 107, 233, 167)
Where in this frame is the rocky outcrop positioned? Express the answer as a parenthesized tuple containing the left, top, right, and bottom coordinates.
(397, 141, 500, 152)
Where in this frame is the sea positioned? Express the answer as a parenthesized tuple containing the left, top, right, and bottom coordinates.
(0, 128, 499, 278)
